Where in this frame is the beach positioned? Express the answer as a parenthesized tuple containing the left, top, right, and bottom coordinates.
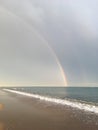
(0, 90, 98, 130)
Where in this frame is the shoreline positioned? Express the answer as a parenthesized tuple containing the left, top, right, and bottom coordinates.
(4, 89, 98, 114)
(3, 90, 98, 130)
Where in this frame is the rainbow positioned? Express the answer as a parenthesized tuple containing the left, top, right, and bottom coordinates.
(0, 6, 68, 86)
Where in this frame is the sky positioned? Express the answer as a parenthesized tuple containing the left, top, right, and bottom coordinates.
(0, 0, 98, 87)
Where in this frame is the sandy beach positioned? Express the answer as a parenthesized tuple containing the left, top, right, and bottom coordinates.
(0, 90, 98, 130)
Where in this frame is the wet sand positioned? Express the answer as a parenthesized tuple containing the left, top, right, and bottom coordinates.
(0, 90, 98, 130)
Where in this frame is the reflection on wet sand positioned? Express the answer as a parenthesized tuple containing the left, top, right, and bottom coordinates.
(0, 123, 4, 130)
(0, 104, 4, 111)
(0, 103, 4, 130)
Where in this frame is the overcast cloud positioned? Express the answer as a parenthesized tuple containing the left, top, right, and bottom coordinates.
(0, 0, 98, 86)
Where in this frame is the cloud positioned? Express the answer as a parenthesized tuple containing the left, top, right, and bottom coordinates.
(0, 0, 44, 26)
(0, 6, 65, 86)
(0, 0, 98, 86)
(30, 0, 98, 86)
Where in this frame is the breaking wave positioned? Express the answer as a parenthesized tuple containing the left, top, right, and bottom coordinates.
(4, 89, 98, 114)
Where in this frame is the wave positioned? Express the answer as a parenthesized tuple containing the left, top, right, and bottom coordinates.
(3, 89, 98, 114)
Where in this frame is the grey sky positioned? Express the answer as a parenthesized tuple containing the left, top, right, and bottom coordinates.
(0, 0, 98, 86)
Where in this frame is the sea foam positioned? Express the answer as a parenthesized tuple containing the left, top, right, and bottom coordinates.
(3, 89, 98, 114)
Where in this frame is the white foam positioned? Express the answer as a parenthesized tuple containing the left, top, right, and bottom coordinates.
(3, 89, 98, 114)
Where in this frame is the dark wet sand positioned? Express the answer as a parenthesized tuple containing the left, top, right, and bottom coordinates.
(0, 90, 98, 130)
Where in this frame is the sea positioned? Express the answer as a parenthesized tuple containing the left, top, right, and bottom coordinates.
(4, 87, 98, 114)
